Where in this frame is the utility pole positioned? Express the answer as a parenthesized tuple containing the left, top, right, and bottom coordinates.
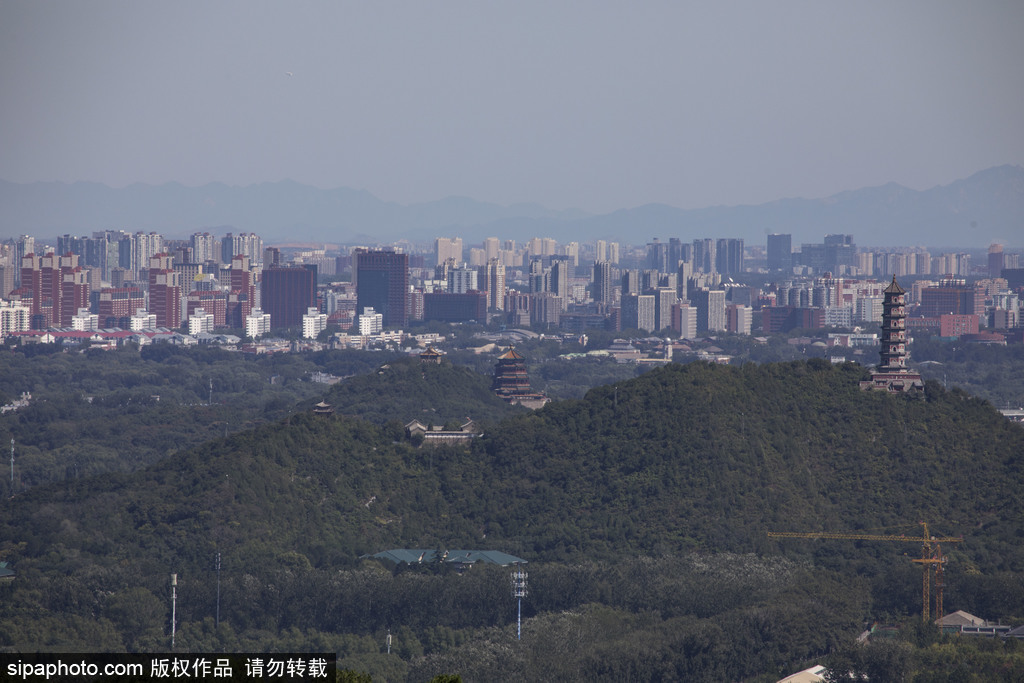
(170, 573, 177, 650)
(511, 569, 528, 640)
(215, 553, 221, 631)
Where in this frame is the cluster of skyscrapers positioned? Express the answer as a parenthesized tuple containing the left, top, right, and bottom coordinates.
(1, 228, 1021, 345)
(0, 231, 319, 340)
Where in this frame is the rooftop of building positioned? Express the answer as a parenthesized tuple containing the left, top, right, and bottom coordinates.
(364, 549, 527, 566)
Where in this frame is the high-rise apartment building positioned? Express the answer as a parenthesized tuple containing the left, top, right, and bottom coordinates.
(17, 251, 90, 329)
(550, 260, 570, 310)
(654, 288, 676, 332)
(191, 232, 220, 264)
(528, 259, 548, 294)
(692, 239, 716, 273)
(989, 244, 1005, 279)
(668, 238, 689, 272)
(14, 236, 34, 287)
(227, 255, 256, 328)
(920, 279, 983, 318)
(148, 254, 182, 328)
(593, 261, 613, 307)
(671, 302, 697, 339)
(726, 304, 753, 335)
(98, 287, 146, 328)
(222, 233, 262, 266)
(824, 234, 856, 273)
(435, 237, 463, 266)
(448, 266, 478, 294)
(691, 288, 726, 333)
(0, 300, 31, 337)
(0, 264, 15, 299)
(484, 237, 500, 261)
(715, 238, 744, 275)
(355, 249, 409, 328)
(186, 290, 228, 328)
(563, 242, 579, 267)
(59, 259, 90, 327)
(647, 239, 670, 273)
(621, 269, 641, 297)
(131, 232, 164, 277)
(526, 237, 557, 259)
(480, 258, 506, 311)
(261, 265, 317, 329)
(621, 293, 656, 332)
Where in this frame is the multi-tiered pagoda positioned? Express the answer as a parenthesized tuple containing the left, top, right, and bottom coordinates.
(861, 275, 924, 392)
(492, 347, 549, 408)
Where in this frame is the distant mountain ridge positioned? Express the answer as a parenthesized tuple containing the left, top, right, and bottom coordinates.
(1, 165, 1021, 247)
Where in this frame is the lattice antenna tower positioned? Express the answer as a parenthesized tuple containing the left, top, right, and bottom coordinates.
(511, 569, 529, 640)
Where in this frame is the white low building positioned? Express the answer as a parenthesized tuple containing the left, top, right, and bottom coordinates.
(245, 308, 272, 339)
(188, 308, 215, 336)
(130, 309, 157, 331)
(302, 306, 328, 339)
(71, 307, 99, 331)
(357, 307, 383, 335)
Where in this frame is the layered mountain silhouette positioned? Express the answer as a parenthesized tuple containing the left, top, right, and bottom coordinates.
(1, 165, 1021, 246)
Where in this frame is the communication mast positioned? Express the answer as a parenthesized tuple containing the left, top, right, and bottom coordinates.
(511, 569, 528, 640)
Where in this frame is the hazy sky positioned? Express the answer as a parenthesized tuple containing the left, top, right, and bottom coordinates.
(2, 1, 1022, 214)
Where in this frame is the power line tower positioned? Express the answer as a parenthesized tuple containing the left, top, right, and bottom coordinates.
(511, 569, 528, 640)
(767, 522, 962, 622)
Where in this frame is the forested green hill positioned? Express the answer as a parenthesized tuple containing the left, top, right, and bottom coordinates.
(310, 357, 524, 427)
(0, 345, 394, 491)
(2, 359, 1023, 680)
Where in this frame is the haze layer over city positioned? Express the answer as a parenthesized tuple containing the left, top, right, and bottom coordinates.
(2, 2, 1023, 236)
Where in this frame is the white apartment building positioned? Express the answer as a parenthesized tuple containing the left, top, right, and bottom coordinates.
(357, 307, 383, 335)
(0, 300, 30, 338)
(188, 308, 215, 336)
(245, 308, 272, 339)
(71, 307, 99, 332)
(130, 309, 157, 331)
(302, 307, 328, 339)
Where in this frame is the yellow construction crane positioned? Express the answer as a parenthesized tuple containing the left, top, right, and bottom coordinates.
(767, 522, 963, 622)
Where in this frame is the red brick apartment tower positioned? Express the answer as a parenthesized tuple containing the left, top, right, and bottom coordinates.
(98, 287, 146, 328)
(227, 255, 256, 328)
(861, 276, 923, 392)
(148, 254, 182, 328)
(19, 253, 41, 319)
(59, 262, 90, 327)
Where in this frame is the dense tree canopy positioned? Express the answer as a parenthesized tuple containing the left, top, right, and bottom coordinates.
(2, 350, 1024, 680)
